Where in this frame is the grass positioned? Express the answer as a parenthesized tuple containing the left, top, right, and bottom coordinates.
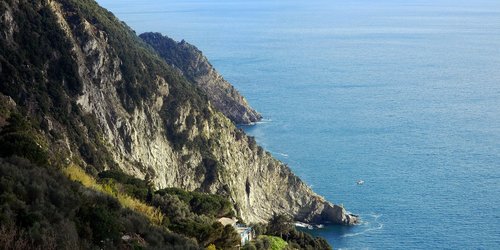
(259, 235, 288, 250)
(63, 165, 164, 225)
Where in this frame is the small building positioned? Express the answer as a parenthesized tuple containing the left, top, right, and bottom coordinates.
(218, 217, 254, 246)
(236, 224, 253, 246)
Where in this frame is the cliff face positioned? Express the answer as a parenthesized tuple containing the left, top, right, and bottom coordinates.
(0, 0, 356, 225)
(140, 32, 262, 125)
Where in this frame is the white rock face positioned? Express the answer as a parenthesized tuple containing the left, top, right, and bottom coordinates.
(46, 0, 357, 225)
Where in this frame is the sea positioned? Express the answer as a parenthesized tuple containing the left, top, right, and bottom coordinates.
(97, 0, 500, 248)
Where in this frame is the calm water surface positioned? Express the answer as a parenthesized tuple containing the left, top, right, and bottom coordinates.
(98, 0, 500, 248)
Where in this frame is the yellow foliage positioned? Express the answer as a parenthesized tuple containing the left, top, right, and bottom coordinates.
(63, 164, 100, 189)
(206, 244, 217, 250)
(63, 165, 164, 225)
(117, 194, 164, 225)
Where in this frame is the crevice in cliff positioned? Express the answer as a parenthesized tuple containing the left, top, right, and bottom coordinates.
(198, 157, 219, 192)
(245, 178, 251, 199)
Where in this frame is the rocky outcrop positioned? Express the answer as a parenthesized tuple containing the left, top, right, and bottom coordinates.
(0, 0, 357, 225)
(140, 32, 262, 125)
(0, 0, 17, 46)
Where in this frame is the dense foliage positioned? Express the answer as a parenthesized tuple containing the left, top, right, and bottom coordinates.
(95, 170, 240, 248)
(155, 187, 234, 218)
(0, 113, 48, 166)
(152, 189, 239, 248)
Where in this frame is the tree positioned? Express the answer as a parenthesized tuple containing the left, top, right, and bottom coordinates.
(214, 225, 240, 249)
(266, 214, 293, 239)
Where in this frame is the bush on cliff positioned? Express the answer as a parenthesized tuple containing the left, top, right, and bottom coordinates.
(155, 187, 234, 217)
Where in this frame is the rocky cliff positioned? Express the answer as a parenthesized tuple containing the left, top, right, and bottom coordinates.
(139, 32, 262, 125)
(0, 0, 357, 225)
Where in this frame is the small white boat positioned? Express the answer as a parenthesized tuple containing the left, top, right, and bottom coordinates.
(295, 222, 315, 230)
(316, 224, 324, 229)
(356, 180, 364, 185)
(294, 222, 310, 228)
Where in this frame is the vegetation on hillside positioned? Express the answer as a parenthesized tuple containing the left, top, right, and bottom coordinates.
(0, 156, 200, 249)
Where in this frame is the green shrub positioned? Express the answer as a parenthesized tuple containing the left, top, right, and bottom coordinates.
(0, 113, 48, 166)
(76, 198, 123, 244)
(155, 187, 233, 217)
(258, 235, 288, 250)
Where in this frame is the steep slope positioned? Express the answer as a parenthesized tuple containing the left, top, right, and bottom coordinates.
(0, 0, 357, 225)
(139, 32, 262, 125)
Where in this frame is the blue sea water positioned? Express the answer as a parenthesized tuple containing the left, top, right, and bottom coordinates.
(97, 0, 500, 248)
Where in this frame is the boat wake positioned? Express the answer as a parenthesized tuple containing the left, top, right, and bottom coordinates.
(248, 118, 273, 125)
(277, 152, 289, 157)
(266, 150, 289, 158)
(342, 214, 383, 238)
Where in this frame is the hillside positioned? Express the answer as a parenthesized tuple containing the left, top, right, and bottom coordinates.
(0, 0, 356, 235)
(140, 32, 262, 125)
